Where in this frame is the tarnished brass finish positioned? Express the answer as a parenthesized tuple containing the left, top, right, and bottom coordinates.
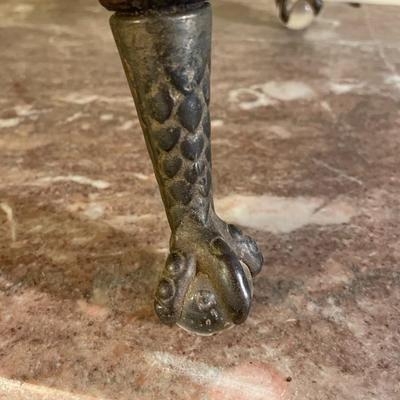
(101, 1, 264, 335)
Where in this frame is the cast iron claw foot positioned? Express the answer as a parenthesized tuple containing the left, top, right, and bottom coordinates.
(155, 215, 263, 335)
(100, 0, 264, 334)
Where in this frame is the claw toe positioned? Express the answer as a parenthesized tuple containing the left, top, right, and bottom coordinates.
(228, 224, 264, 276)
(155, 224, 263, 334)
(208, 237, 253, 325)
(154, 251, 196, 324)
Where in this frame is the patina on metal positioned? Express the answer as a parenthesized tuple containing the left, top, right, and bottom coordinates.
(99, 0, 264, 335)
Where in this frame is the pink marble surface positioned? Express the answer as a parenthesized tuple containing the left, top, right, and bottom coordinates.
(0, 1, 399, 399)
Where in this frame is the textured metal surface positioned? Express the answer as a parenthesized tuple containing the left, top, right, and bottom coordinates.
(107, 2, 263, 334)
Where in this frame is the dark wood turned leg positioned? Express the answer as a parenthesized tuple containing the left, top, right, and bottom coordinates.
(99, 0, 264, 335)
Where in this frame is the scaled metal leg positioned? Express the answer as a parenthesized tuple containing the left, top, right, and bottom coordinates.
(99, 0, 264, 335)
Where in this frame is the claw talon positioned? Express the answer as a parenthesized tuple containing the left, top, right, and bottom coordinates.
(228, 223, 243, 239)
(155, 215, 263, 334)
(230, 227, 264, 277)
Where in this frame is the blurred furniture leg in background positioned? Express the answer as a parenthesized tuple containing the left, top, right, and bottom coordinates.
(276, 0, 400, 31)
(276, 0, 323, 30)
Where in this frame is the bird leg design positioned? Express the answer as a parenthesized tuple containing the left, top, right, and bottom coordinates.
(100, 0, 264, 335)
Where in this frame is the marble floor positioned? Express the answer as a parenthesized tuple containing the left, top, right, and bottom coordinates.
(0, 0, 399, 399)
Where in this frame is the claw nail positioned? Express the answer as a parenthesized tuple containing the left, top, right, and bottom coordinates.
(228, 224, 242, 238)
